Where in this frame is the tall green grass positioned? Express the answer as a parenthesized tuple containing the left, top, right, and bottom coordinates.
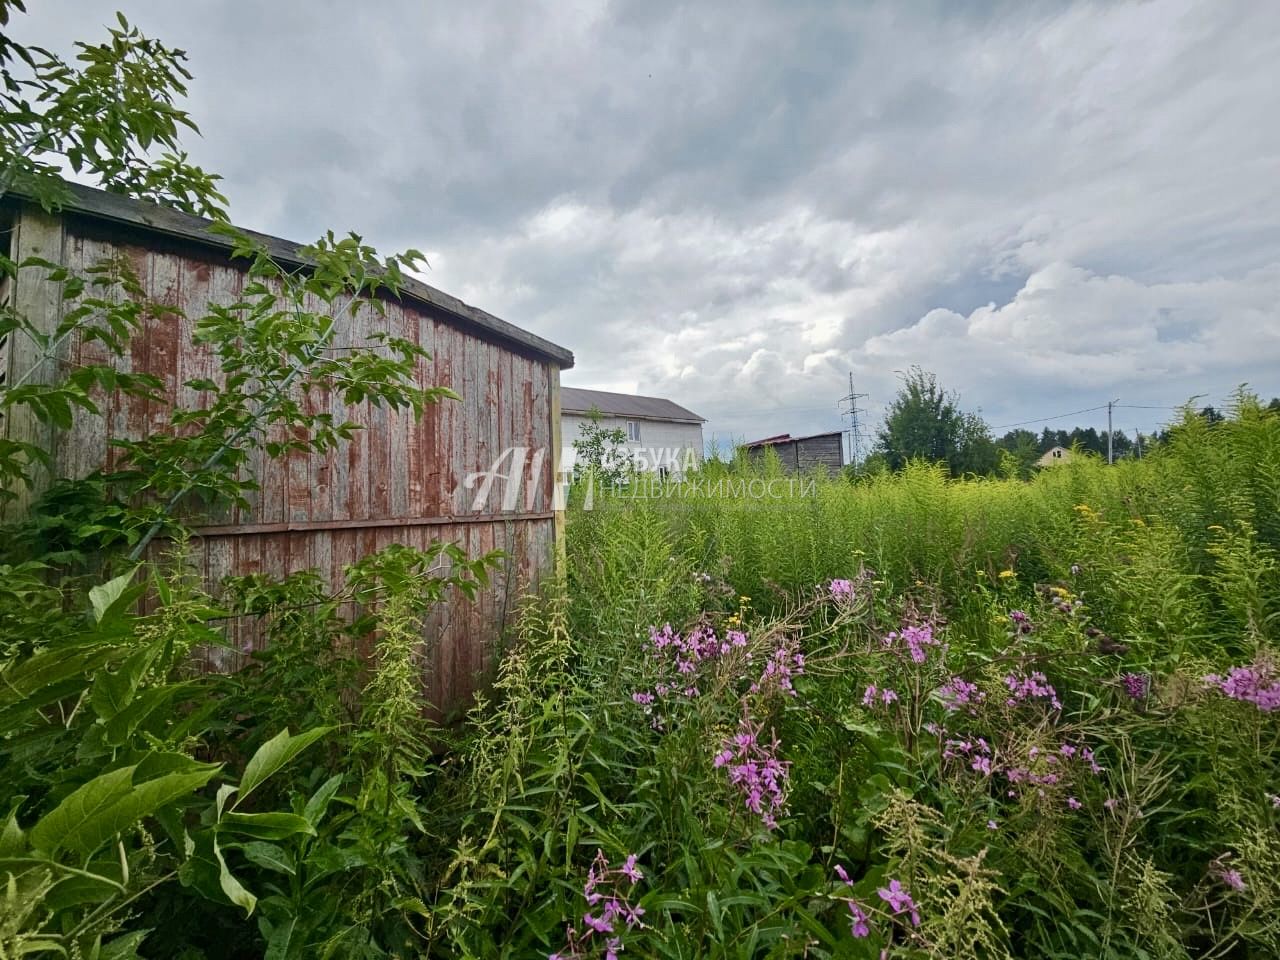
(569, 391, 1280, 658)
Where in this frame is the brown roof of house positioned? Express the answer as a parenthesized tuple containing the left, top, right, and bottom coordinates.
(560, 387, 704, 423)
(743, 430, 842, 448)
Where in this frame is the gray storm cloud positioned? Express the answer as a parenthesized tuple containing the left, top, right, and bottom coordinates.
(17, 0, 1280, 442)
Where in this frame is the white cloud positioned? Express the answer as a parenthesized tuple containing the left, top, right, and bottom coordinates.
(13, 0, 1280, 442)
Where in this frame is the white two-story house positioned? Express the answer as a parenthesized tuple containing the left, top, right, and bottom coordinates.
(560, 387, 705, 477)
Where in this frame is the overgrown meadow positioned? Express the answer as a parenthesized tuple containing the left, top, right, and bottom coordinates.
(4, 395, 1279, 959)
(5, 9, 1277, 956)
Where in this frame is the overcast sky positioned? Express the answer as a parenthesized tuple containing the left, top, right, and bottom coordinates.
(17, 0, 1280, 447)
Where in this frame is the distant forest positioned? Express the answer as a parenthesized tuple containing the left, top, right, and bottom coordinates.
(865, 367, 1280, 479)
(993, 399, 1280, 471)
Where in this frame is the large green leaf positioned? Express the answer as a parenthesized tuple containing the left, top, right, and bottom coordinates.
(214, 836, 257, 916)
(218, 811, 315, 841)
(103, 682, 195, 746)
(88, 567, 142, 624)
(237, 841, 295, 876)
(31, 763, 219, 859)
(302, 774, 343, 827)
(1, 796, 26, 855)
(0, 642, 131, 725)
(263, 916, 298, 960)
(234, 727, 332, 808)
(29, 767, 135, 856)
(44, 869, 126, 911)
(90, 645, 160, 721)
(99, 930, 152, 960)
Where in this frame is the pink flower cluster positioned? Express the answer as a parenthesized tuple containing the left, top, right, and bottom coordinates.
(632, 623, 751, 718)
(1121, 672, 1150, 699)
(1209, 856, 1246, 893)
(937, 725, 1104, 811)
(942, 735, 994, 776)
(1204, 660, 1280, 712)
(832, 868, 921, 938)
(829, 578, 855, 600)
(650, 622, 747, 672)
(714, 714, 790, 830)
(550, 850, 646, 960)
(937, 675, 985, 713)
(884, 623, 940, 664)
(1003, 670, 1063, 711)
(877, 878, 921, 927)
(749, 639, 805, 698)
(862, 684, 899, 708)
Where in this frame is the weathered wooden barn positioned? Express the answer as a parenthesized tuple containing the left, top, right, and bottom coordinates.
(743, 431, 844, 473)
(1, 182, 574, 708)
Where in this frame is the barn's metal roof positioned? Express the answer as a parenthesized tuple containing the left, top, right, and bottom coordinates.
(12, 180, 574, 368)
(560, 387, 704, 423)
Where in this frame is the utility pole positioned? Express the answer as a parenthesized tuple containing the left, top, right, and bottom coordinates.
(840, 372, 868, 470)
(1106, 398, 1119, 464)
(1134, 428, 1142, 459)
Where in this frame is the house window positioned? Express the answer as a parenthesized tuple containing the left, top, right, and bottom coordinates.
(626, 420, 641, 442)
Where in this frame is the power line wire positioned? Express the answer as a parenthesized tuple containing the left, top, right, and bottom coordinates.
(992, 405, 1108, 431)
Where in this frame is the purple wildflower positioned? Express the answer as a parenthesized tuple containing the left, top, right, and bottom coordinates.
(1204, 660, 1280, 711)
(716, 715, 790, 830)
(750, 640, 805, 698)
(1217, 867, 1246, 892)
(937, 676, 985, 713)
(621, 855, 643, 883)
(833, 865, 872, 938)
(877, 879, 921, 927)
(829, 578, 855, 600)
(553, 851, 647, 960)
(583, 914, 614, 935)
(1121, 673, 1150, 700)
(1004, 670, 1063, 710)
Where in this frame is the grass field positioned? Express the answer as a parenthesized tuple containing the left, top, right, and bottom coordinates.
(3, 395, 1278, 959)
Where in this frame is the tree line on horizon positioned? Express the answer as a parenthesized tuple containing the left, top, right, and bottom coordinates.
(861, 366, 1280, 479)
